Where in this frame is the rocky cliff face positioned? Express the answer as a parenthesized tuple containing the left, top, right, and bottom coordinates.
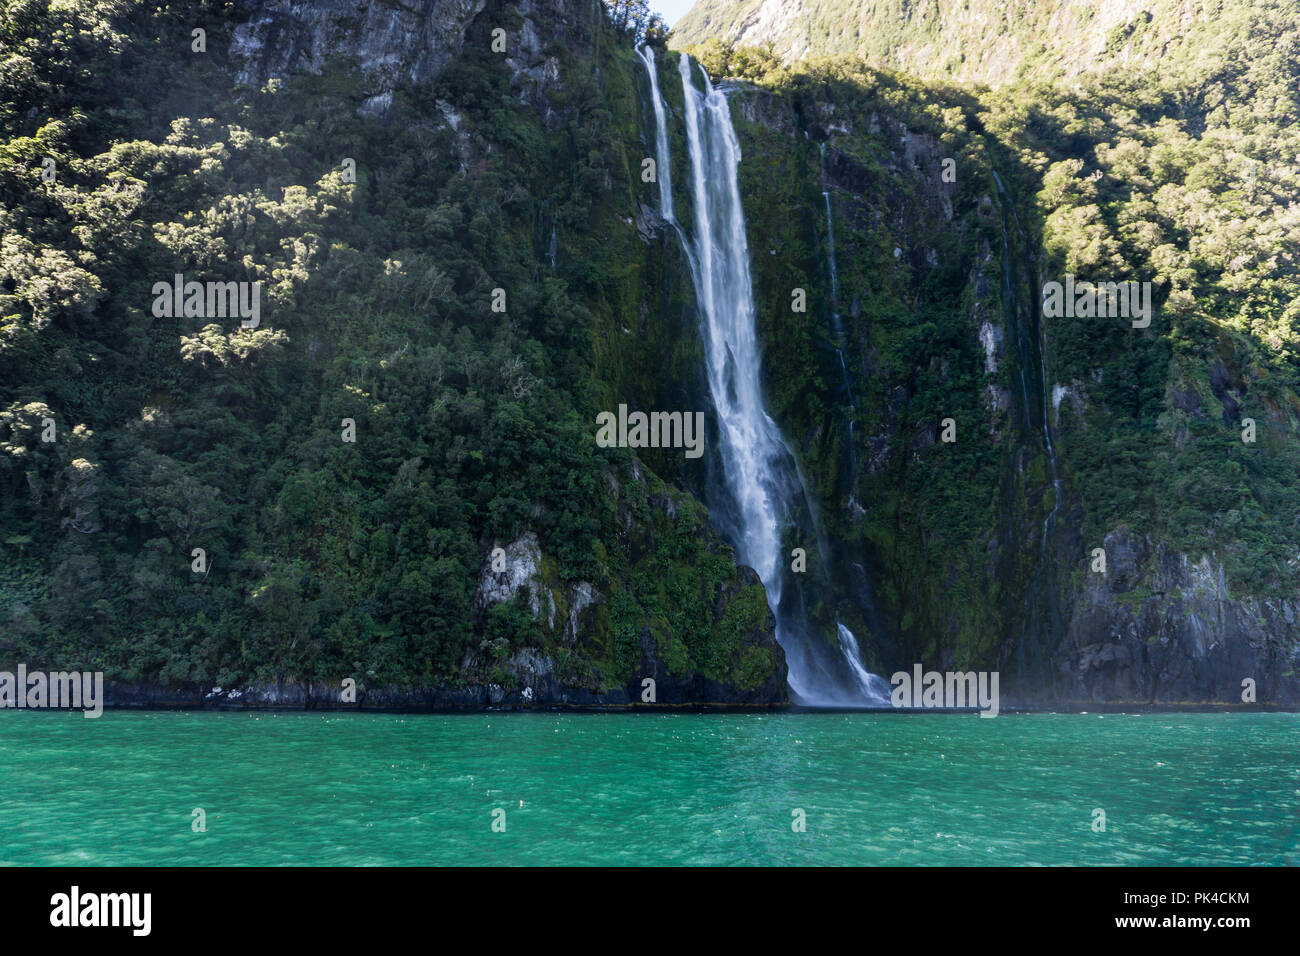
(208, 0, 791, 710)
(6, 0, 1290, 712)
(0, 0, 792, 712)
(231, 0, 487, 89)
(721, 67, 1300, 708)
(230, 0, 576, 114)
(1059, 531, 1299, 706)
(460, 463, 789, 708)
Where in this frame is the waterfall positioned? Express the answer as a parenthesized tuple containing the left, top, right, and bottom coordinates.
(822, 187, 852, 403)
(636, 45, 675, 225)
(838, 624, 893, 700)
(819, 150, 857, 482)
(824, 192, 839, 307)
(638, 48, 888, 706)
(824, 192, 843, 326)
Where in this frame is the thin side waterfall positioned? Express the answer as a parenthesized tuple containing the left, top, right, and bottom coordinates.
(819, 144, 841, 329)
(636, 45, 675, 225)
(838, 623, 891, 700)
(820, 144, 858, 484)
(823, 188, 852, 405)
(639, 48, 888, 705)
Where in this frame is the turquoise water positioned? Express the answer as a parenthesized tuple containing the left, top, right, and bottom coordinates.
(1, 711, 1296, 865)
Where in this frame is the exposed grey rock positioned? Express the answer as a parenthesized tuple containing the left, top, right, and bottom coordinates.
(1050, 381, 1085, 427)
(1170, 385, 1206, 420)
(979, 320, 1002, 374)
(1059, 530, 1300, 705)
(230, 0, 488, 91)
(635, 196, 667, 243)
(504, 647, 553, 684)
(563, 582, 600, 645)
(474, 531, 551, 624)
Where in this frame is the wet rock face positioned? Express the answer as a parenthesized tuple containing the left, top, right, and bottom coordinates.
(1058, 530, 1300, 706)
(1170, 386, 1206, 420)
(1208, 359, 1249, 425)
(729, 81, 1297, 709)
(230, 0, 488, 89)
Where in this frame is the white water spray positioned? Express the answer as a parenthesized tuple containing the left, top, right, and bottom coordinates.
(637, 45, 675, 225)
(639, 49, 888, 705)
(820, 167, 858, 482)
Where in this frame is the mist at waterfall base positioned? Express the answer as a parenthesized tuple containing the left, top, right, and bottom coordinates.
(638, 47, 891, 707)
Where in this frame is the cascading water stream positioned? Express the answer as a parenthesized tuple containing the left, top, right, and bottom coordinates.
(819, 143, 859, 486)
(820, 147, 842, 323)
(636, 45, 676, 226)
(638, 48, 889, 705)
(824, 193, 840, 305)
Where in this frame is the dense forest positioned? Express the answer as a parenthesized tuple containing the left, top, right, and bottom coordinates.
(0, 0, 784, 704)
(1, 0, 1296, 706)
(675, 0, 1300, 703)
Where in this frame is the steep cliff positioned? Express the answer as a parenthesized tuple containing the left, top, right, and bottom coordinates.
(1, 0, 1296, 710)
(0, 0, 785, 709)
(672, 2, 1300, 706)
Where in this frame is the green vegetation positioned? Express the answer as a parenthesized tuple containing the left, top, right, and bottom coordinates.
(0, 0, 770, 696)
(682, 0, 1300, 672)
(2, 0, 1297, 700)
(671, 0, 1280, 89)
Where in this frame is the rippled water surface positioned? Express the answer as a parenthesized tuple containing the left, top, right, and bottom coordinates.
(1, 711, 1296, 865)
